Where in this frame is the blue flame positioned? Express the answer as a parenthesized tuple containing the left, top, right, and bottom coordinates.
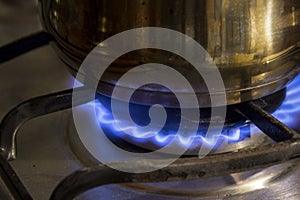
(93, 103, 250, 150)
(272, 74, 300, 128)
(91, 73, 300, 150)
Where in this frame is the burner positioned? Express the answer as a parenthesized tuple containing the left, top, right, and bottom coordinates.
(64, 73, 300, 199)
(66, 87, 286, 166)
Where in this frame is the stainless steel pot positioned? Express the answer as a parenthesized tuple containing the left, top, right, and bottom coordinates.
(39, 0, 300, 107)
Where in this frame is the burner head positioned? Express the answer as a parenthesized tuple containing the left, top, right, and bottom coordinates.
(96, 88, 286, 154)
(66, 89, 286, 166)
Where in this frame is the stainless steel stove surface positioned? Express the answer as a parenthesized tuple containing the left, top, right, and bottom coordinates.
(1, 1, 300, 200)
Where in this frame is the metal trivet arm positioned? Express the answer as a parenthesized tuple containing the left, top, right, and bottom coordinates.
(50, 101, 300, 200)
(0, 87, 94, 161)
(0, 88, 95, 200)
(0, 32, 92, 199)
(0, 31, 53, 63)
(0, 151, 33, 200)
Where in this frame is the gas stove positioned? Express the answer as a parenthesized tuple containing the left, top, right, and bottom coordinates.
(1, 1, 300, 200)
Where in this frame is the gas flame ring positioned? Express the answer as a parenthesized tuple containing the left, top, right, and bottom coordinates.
(72, 27, 227, 173)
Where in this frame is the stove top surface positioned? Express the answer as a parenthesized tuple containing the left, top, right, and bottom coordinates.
(1, 1, 300, 200)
